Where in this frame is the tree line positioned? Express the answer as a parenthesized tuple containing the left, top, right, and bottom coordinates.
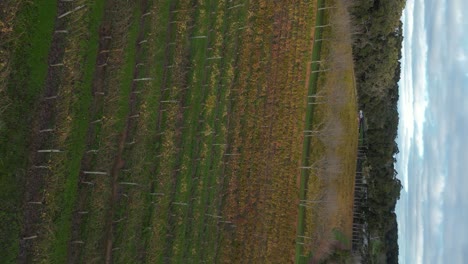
(349, 0, 406, 263)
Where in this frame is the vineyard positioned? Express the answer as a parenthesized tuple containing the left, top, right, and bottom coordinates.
(0, 0, 357, 263)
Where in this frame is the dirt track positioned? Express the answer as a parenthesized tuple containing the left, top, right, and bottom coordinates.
(103, 0, 149, 262)
(66, 13, 113, 264)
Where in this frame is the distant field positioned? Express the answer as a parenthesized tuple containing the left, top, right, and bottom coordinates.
(0, 0, 357, 263)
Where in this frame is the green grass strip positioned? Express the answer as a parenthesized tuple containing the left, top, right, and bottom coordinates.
(295, 0, 325, 263)
(0, 1, 57, 262)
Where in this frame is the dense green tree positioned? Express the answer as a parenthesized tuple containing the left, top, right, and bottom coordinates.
(349, 0, 406, 262)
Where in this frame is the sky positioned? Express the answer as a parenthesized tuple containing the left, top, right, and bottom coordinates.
(396, 0, 468, 263)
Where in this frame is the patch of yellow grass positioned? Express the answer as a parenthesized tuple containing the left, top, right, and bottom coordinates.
(303, 0, 358, 260)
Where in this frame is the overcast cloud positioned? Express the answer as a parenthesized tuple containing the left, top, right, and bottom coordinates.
(396, 0, 468, 263)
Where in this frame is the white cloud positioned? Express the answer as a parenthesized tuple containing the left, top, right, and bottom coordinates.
(456, 50, 466, 62)
(431, 175, 445, 201)
(397, 0, 414, 192)
(411, 0, 429, 158)
(429, 174, 445, 236)
(430, 208, 443, 233)
(414, 214, 424, 264)
(398, 0, 468, 262)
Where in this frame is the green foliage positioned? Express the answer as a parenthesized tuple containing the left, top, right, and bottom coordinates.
(319, 249, 352, 264)
(0, 1, 57, 261)
(332, 228, 350, 248)
(349, 0, 406, 262)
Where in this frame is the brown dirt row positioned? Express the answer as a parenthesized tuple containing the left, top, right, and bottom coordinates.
(261, 3, 306, 259)
(206, 2, 253, 261)
(65, 0, 150, 261)
(219, 1, 316, 262)
(102, 0, 152, 263)
(66, 3, 114, 262)
(246, 4, 292, 260)
(59, 1, 141, 261)
(219, 1, 286, 262)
